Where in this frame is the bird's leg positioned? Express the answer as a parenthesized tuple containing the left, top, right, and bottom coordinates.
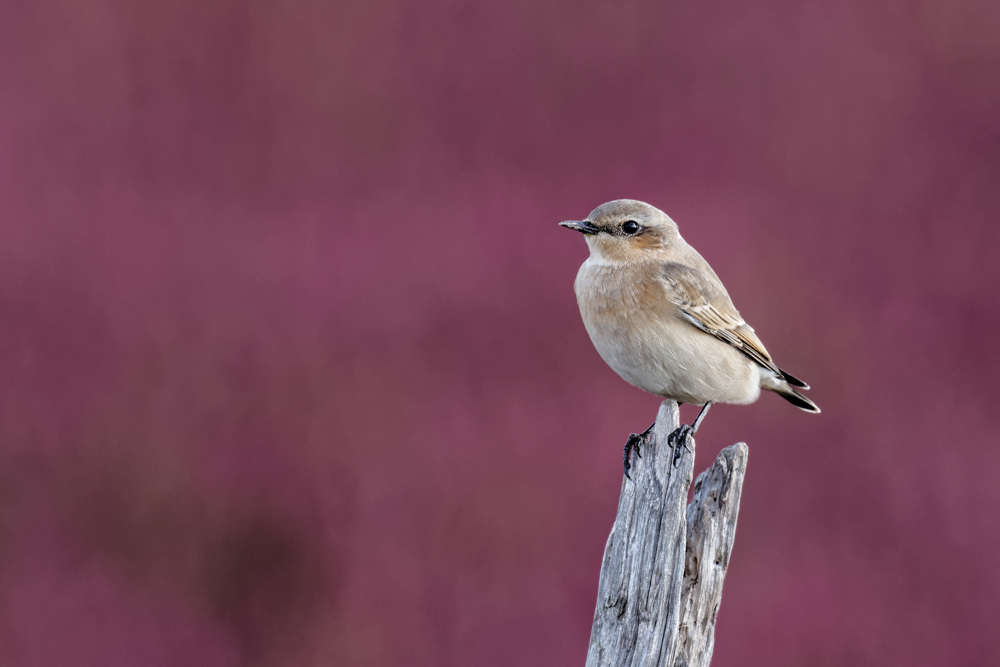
(668, 402, 712, 465)
(690, 401, 712, 432)
(623, 422, 656, 479)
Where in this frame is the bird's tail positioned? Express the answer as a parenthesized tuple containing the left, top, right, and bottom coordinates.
(761, 367, 820, 413)
(774, 386, 820, 413)
(779, 369, 809, 389)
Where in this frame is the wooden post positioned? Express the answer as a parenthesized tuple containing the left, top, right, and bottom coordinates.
(586, 400, 748, 667)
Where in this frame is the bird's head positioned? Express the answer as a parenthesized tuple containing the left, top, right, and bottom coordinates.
(559, 199, 679, 263)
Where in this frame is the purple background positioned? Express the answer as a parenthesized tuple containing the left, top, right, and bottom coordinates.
(2, 1, 999, 665)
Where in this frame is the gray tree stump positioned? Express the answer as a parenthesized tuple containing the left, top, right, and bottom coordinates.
(586, 400, 748, 667)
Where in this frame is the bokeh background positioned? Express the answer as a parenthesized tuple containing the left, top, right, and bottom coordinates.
(2, 0, 999, 665)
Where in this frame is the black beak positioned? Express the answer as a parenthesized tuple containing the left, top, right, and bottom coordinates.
(559, 220, 600, 235)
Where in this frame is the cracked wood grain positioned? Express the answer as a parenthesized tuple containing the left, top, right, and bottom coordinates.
(585, 400, 748, 667)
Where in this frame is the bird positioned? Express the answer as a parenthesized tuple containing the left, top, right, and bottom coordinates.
(560, 199, 819, 476)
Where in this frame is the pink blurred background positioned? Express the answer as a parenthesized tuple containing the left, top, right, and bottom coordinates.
(2, 0, 999, 665)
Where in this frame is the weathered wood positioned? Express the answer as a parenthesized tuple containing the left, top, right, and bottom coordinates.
(585, 400, 747, 667)
(585, 401, 692, 667)
(671, 442, 748, 667)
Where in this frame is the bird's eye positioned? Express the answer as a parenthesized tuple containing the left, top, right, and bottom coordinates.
(622, 221, 640, 235)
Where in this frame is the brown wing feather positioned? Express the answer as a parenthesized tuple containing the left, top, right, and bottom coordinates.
(660, 262, 781, 375)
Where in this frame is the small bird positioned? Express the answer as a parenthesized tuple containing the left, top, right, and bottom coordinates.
(561, 199, 819, 475)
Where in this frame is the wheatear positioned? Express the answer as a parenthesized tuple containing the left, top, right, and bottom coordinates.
(561, 199, 819, 475)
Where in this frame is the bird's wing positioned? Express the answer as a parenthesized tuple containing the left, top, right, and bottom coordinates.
(660, 262, 781, 375)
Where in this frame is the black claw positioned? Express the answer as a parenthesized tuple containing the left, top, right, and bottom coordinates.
(665, 402, 711, 466)
(623, 434, 641, 478)
(622, 422, 655, 478)
(667, 424, 695, 466)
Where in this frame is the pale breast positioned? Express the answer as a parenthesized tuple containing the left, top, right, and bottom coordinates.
(574, 259, 760, 405)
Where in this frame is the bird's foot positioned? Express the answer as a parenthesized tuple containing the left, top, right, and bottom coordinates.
(667, 424, 695, 466)
(666, 402, 711, 466)
(623, 422, 656, 479)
